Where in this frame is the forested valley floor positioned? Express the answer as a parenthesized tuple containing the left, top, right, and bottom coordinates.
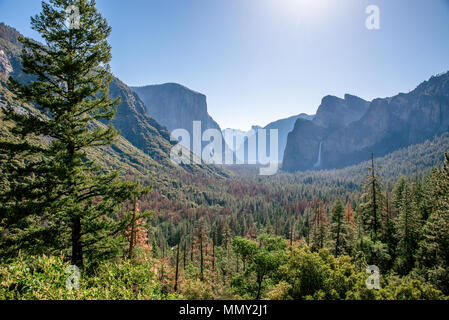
(2, 133, 449, 300)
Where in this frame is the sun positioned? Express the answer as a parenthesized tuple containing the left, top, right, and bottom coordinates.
(273, 0, 338, 25)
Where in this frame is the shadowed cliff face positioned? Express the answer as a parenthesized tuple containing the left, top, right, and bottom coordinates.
(108, 78, 176, 166)
(132, 83, 221, 132)
(264, 113, 314, 162)
(283, 72, 449, 172)
(283, 119, 329, 171)
(131, 84, 223, 147)
(313, 94, 370, 130)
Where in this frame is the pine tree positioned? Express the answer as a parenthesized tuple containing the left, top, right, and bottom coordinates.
(422, 167, 440, 221)
(344, 201, 356, 228)
(394, 180, 421, 274)
(328, 199, 353, 257)
(310, 205, 327, 251)
(126, 198, 153, 260)
(412, 179, 425, 220)
(417, 153, 449, 293)
(0, 0, 149, 268)
(174, 235, 181, 292)
(360, 154, 385, 241)
(152, 237, 161, 259)
(393, 176, 408, 210)
(382, 191, 398, 269)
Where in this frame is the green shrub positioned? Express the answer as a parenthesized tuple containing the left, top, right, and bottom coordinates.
(0, 254, 178, 300)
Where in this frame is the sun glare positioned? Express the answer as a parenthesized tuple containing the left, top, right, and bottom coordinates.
(273, 0, 338, 25)
(283, 0, 330, 12)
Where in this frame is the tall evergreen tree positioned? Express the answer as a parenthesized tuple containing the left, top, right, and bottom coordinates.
(393, 176, 408, 210)
(422, 167, 440, 221)
(328, 199, 354, 257)
(360, 154, 385, 241)
(0, 0, 149, 268)
(382, 191, 398, 269)
(417, 153, 449, 293)
(394, 180, 421, 274)
(310, 206, 327, 251)
(344, 201, 356, 229)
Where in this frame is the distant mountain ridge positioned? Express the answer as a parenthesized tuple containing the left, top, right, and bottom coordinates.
(283, 72, 449, 171)
(225, 113, 314, 163)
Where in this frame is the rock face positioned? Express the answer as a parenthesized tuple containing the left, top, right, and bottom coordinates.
(0, 23, 35, 84)
(0, 49, 13, 80)
(0, 23, 19, 81)
(283, 119, 329, 170)
(131, 84, 224, 151)
(108, 78, 176, 166)
(283, 72, 449, 171)
(264, 113, 315, 162)
(313, 94, 370, 130)
(229, 113, 314, 163)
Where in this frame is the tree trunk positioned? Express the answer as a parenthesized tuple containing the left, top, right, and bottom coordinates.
(174, 242, 180, 292)
(183, 240, 187, 269)
(371, 153, 378, 240)
(71, 216, 83, 268)
(335, 221, 341, 257)
(128, 197, 138, 260)
(200, 229, 204, 281)
(290, 221, 294, 246)
(191, 237, 194, 262)
(256, 276, 263, 300)
(212, 242, 215, 271)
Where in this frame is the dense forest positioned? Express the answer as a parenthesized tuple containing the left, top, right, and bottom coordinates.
(1, 0, 449, 300)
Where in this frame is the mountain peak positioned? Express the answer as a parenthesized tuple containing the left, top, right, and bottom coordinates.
(313, 93, 370, 130)
(132, 82, 206, 99)
(0, 22, 22, 47)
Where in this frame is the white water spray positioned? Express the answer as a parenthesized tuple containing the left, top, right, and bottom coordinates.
(313, 141, 323, 168)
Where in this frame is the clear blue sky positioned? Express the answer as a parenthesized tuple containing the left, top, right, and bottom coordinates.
(1, 0, 449, 130)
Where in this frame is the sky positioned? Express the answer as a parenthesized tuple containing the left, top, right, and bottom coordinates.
(1, 0, 449, 131)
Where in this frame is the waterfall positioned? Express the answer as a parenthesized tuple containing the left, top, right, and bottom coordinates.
(313, 141, 323, 169)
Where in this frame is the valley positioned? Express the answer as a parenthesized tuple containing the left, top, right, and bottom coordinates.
(1, 0, 449, 302)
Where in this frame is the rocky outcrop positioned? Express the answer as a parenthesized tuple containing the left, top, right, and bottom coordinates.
(283, 119, 329, 171)
(0, 23, 35, 84)
(283, 72, 449, 171)
(0, 49, 13, 80)
(131, 83, 224, 150)
(108, 78, 176, 166)
(313, 94, 370, 130)
(264, 113, 315, 162)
